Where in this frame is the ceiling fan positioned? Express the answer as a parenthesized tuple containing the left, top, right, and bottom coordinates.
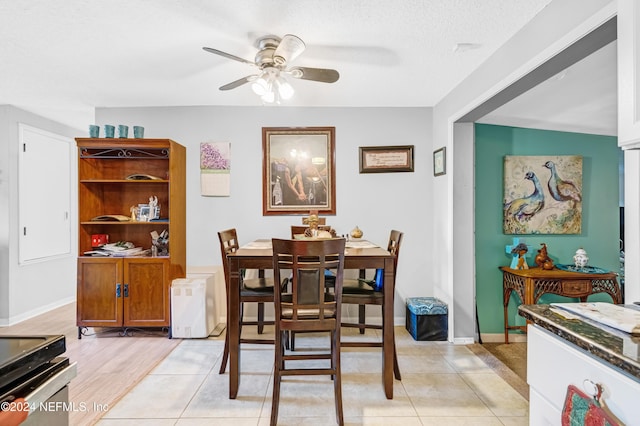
(203, 34, 340, 103)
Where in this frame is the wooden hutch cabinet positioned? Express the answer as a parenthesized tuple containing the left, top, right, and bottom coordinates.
(76, 138, 186, 338)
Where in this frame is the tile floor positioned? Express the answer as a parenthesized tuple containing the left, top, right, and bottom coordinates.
(96, 327, 528, 425)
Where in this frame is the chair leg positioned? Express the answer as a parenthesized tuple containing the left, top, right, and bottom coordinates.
(393, 342, 401, 380)
(220, 302, 245, 374)
(358, 304, 366, 334)
(332, 329, 344, 425)
(218, 329, 229, 374)
(270, 330, 283, 426)
(258, 302, 265, 334)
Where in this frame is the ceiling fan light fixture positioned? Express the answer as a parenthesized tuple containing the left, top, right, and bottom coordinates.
(276, 76, 294, 100)
(261, 90, 276, 103)
(251, 74, 270, 96)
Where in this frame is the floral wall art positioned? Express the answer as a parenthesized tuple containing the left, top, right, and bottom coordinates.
(503, 155, 582, 234)
(200, 142, 230, 196)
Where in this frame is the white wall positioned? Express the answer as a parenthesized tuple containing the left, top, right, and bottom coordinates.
(0, 105, 79, 325)
(433, 0, 618, 341)
(96, 106, 433, 325)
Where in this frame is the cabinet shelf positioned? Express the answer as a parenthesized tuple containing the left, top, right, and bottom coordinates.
(80, 221, 170, 225)
(79, 255, 169, 259)
(79, 146, 169, 159)
(80, 179, 170, 184)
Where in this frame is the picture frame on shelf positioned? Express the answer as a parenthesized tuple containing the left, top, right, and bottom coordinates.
(358, 145, 414, 173)
(262, 127, 336, 216)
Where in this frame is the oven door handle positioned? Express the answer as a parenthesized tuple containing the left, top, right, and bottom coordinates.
(24, 362, 77, 415)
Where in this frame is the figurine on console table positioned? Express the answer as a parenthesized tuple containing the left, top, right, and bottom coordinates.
(511, 243, 530, 270)
(534, 243, 555, 270)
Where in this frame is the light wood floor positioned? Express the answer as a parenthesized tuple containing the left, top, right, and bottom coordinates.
(0, 303, 180, 426)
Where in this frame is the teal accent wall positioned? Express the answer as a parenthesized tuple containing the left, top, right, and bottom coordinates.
(474, 124, 621, 336)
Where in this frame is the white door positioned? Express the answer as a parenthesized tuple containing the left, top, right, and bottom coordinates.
(18, 124, 72, 263)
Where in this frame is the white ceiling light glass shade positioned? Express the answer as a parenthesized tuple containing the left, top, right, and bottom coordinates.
(261, 90, 275, 103)
(251, 67, 294, 104)
(251, 72, 270, 96)
(276, 76, 294, 100)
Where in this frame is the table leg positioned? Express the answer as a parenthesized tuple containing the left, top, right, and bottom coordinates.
(228, 257, 241, 399)
(383, 257, 394, 399)
(503, 288, 510, 344)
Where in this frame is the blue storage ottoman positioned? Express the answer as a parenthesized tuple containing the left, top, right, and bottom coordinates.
(405, 297, 448, 341)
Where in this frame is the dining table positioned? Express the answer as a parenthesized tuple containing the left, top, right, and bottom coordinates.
(225, 238, 397, 399)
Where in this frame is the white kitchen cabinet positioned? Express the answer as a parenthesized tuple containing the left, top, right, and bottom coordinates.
(527, 324, 640, 425)
(618, 0, 640, 148)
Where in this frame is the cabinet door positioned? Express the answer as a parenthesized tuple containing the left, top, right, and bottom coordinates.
(618, 0, 640, 148)
(123, 258, 170, 327)
(77, 258, 123, 327)
(528, 325, 640, 424)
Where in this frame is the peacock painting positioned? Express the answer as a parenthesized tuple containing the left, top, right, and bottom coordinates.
(503, 155, 582, 234)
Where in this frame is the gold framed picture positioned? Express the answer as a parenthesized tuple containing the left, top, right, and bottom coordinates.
(262, 127, 336, 216)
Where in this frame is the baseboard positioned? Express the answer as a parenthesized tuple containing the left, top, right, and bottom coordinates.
(0, 297, 75, 326)
(481, 332, 528, 343)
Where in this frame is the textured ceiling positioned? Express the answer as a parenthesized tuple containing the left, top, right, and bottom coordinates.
(0, 0, 553, 129)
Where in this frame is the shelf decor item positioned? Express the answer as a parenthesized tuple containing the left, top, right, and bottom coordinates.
(104, 125, 115, 138)
(118, 125, 128, 138)
(133, 126, 144, 138)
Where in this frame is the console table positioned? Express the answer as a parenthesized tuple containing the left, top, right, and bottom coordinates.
(500, 266, 622, 343)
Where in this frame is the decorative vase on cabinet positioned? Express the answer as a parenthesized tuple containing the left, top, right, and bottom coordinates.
(75, 138, 186, 338)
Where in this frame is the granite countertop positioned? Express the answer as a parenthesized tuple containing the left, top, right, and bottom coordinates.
(518, 304, 640, 382)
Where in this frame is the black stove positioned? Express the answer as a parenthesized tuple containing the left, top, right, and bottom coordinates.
(0, 336, 66, 392)
(0, 335, 76, 425)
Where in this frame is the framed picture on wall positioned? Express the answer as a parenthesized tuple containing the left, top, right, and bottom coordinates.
(262, 127, 336, 216)
(359, 145, 414, 173)
(503, 155, 582, 234)
(433, 147, 446, 176)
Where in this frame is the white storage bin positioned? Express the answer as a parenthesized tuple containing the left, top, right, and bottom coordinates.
(171, 275, 217, 338)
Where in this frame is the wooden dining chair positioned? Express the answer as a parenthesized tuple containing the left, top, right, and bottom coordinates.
(288, 225, 337, 350)
(271, 237, 346, 426)
(218, 228, 279, 374)
(341, 229, 403, 380)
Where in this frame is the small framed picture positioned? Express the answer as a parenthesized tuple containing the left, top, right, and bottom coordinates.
(359, 145, 414, 173)
(433, 147, 446, 176)
(137, 204, 150, 221)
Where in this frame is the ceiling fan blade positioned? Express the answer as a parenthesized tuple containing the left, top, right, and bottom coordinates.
(203, 47, 254, 66)
(219, 75, 256, 91)
(288, 67, 340, 83)
(273, 34, 306, 65)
